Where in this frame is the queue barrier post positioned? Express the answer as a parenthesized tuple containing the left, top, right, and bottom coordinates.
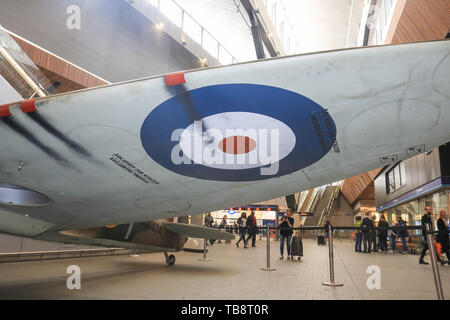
(425, 223, 444, 300)
(322, 224, 343, 287)
(261, 225, 276, 271)
(199, 238, 211, 262)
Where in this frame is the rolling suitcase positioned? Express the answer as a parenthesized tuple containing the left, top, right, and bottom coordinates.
(290, 236, 303, 259)
(317, 235, 325, 245)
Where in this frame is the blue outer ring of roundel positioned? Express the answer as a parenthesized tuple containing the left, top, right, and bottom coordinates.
(140, 84, 336, 181)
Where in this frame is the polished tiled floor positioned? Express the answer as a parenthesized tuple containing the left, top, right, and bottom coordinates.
(0, 238, 448, 300)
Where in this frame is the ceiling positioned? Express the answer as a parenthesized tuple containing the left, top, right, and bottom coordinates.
(283, 0, 365, 53)
(174, 0, 365, 61)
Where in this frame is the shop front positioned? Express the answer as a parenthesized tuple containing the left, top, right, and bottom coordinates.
(210, 205, 279, 228)
(377, 184, 450, 234)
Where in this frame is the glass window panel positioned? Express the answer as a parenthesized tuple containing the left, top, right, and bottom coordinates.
(279, 21, 285, 45)
(160, 0, 182, 27)
(218, 46, 233, 65)
(432, 191, 447, 214)
(271, 3, 277, 26)
(394, 166, 401, 190)
(147, 0, 159, 8)
(202, 31, 218, 58)
(388, 170, 395, 192)
(377, 17, 382, 43)
(400, 161, 406, 186)
(183, 14, 202, 44)
(285, 37, 291, 54)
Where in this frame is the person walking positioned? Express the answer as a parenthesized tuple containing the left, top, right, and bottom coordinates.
(278, 210, 294, 260)
(377, 215, 389, 252)
(236, 212, 248, 248)
(354, 216, 362, 252)
(436, 209, 450, 265)
(245, 211, 258, 247)
(397, 215, 409, 253)
(361, 212, 374, 253)
(419, 206, 433, 264)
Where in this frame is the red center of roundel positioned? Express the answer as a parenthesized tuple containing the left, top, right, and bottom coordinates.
(218, 136, 257, 155)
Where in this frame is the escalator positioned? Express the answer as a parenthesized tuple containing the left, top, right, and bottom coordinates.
(303, 186, 339, 227)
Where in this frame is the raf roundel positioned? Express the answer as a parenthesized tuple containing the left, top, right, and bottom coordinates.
(140, 84, 337, 181)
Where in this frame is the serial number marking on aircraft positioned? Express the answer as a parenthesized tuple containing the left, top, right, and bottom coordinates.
(109, 153, 159, 184)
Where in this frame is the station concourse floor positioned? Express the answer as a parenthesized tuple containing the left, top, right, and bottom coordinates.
(0, 238, 449, 300)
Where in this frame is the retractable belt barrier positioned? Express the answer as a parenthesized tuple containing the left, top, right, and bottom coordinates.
(207, 224, 447, 299)
(211, 225, 425, 232)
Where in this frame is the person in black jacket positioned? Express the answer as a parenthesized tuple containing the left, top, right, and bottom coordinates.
(377, 215, 389, 252)
(419, 206, 433, 264)
(278, 213, 293, 260)
(361, 212, 374, 253)
(245, 211, 258, 247)
(436, 209, 450, 265)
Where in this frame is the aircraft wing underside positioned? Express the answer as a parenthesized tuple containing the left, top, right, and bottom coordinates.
(0, 40, 449, 238)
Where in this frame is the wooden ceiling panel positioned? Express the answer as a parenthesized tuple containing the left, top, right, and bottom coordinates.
(391, 0, 450, 44)
(11, 35, 107, 89)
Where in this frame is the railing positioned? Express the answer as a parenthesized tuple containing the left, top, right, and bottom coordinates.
(127, 0, 237, 66)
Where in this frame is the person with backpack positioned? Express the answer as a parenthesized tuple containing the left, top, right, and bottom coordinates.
(361, 212, 374, 253)
(236, 212, 248, 248)
(396, 215, 409, 253)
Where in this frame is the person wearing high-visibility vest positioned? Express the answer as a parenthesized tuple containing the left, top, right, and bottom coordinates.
(354, 216, 362, 252)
